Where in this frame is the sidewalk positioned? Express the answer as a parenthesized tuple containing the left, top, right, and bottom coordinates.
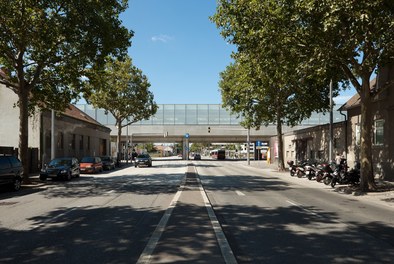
(245, 160, 394, 207)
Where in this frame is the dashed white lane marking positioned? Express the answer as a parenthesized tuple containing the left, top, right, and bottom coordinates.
(287, 200, 322, 218)
(235, 190, 246, 196)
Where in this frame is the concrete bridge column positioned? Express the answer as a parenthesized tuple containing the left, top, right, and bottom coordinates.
(182, 137, 189, 160)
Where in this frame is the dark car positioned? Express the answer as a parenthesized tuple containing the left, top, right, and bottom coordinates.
(135, 154, 152, 168)
(80, 156, 103, 173)
(194, 153, 201, 160)
(0, 155, 23, 191)
(100, 156, 115, 170)
(40, 157, 80, 181)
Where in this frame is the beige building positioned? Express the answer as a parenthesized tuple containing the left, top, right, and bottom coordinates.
(280, 65, 394, 181)
(0, 84, 111, 172)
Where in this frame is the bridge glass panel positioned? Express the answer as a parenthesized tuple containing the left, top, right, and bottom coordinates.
(197, 105, 209, 124)
(219, 106, 231, 124)
(230, 112, 241, 125)
(174, 104, 186, 124)
(84, 105, 96, 121)
(152, 106, 164, 124)
(107, 112, 116, 125)
(186, 104, 197, 124)
(208, 105, 220, 124)
(96, 109, 108, 124)
(163, 104, 175, 124)
(139, 117, 152, 125)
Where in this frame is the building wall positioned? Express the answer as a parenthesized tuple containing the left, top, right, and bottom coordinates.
(281, 121, 347, 165)
(345, 75, 394, 180)
(40, 111, 111, 165)
(0, 85, 41, 149)
(0, 84, 111, 170)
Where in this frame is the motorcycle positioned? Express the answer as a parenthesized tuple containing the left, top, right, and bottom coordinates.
(287, 160, 297, 176)
(320, 161, 336, 185)
(287, 160, 308, 177)
(331, 161, 360, 188)
(295, 160, 308, 178)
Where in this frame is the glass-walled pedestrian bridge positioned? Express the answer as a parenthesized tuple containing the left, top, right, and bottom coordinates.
(75, 104, 345, 143)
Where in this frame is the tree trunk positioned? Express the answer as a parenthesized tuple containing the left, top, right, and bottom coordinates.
(276, 115, 285, 171)
(19, 87, 30, 183)
(117, 121, 122, 165)
(359, 77, 377, 191)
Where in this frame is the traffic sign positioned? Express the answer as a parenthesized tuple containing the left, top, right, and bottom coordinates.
(185, 133, 190, 138)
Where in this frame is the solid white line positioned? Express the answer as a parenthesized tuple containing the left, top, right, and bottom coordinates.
(235, 190, 246, 196)
(195, 167, 238, 264)
(136, 186, 183, 264)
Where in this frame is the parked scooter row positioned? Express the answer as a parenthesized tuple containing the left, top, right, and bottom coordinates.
(287, 158, 360, 188)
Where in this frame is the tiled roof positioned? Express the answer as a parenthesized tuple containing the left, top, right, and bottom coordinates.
(62, 104, 110, 130)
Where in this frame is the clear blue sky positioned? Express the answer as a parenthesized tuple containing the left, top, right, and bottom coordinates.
(121, 0, 234, 104)
(115, 0, 354, 106)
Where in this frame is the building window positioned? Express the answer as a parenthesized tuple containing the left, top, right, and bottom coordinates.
(80, 135, 84, 150)
(374, 119, 384, 145)
(87, 136, 90, 150)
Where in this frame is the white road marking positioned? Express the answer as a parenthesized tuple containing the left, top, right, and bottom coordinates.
(136, 183, 183, 264)
(287, 200, 322, 218)
(235, 190, 246, 196)
(196, 167, 238, 264)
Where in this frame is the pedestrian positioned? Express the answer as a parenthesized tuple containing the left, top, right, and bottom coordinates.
(335, 152, 342, 165)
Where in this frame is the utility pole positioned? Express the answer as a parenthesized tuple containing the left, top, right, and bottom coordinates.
(51, 110, 55, 160)
(329, 79, 333, 162)
(247, 127, 250, 165)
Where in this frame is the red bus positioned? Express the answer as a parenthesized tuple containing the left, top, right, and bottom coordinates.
(210, 149, 226, 160)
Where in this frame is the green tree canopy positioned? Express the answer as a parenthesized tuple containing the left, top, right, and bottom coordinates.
(213, 1, 343, 170)
(0, 0, 132, 180)
(213, 0, 394, 190)
(84, 55, 158, 159)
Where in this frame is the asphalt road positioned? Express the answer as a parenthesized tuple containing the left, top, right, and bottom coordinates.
(197, 160, 394, 263)
(0, 159, 393, 263)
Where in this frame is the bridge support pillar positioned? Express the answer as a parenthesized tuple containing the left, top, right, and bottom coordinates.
(183, 137, 189, 160)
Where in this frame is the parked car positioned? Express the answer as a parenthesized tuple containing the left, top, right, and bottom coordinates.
(40, 157, 80, 181)
(194, 153, 201, 160)
(80, 156, 103, 173)
(135, 154, 152, 167)
(0, 155, 23, 191)
(100, 156, 115, 170)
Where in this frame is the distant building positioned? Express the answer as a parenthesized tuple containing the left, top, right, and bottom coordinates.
(0, 84, 111, 172)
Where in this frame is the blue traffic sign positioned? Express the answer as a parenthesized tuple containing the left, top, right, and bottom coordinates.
(185, 133, 190, 138)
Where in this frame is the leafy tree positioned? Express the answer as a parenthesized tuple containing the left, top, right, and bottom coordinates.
(213, 1, 342, 171)
(190, 143, 205, 153)
(84, 56, 158, 161)
(295, 0, 394, 191)
(0, 0, 132, 181)
(213, 0, 394, 191)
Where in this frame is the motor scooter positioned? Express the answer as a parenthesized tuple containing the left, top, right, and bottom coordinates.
(320, 161, 336, 185)
(287, 160, 296, 176)
(331, 161, 360, 187)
